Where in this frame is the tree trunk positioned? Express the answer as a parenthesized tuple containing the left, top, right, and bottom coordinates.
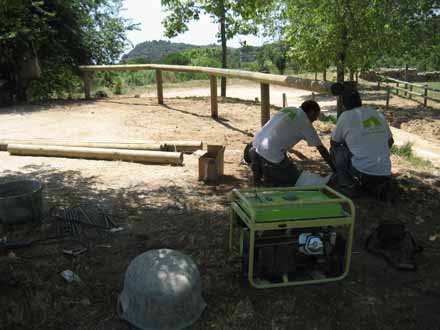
(220, 8, 227, 97)
(323, 69, 327, 81)
(405, 63, 409, 82)
(336, 57, 345, 118)
(349, 69, 354, 81)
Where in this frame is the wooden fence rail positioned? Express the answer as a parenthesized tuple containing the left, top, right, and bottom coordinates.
(378, 75, 440, 108)
(79, 64, 333, 126)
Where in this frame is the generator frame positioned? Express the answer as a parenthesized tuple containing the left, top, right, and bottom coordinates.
(229, 186, 355, 289)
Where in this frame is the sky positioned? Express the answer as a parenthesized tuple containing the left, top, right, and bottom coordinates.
(121, 0, 264, 49)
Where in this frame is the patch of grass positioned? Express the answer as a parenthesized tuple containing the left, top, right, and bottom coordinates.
(320, 114, 337, 124)
(391, 142, 432, 167)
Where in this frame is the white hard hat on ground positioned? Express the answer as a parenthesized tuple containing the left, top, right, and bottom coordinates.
(117, 249, 206, 330)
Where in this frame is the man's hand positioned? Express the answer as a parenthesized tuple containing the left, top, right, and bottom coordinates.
(316, 145, 336, 172)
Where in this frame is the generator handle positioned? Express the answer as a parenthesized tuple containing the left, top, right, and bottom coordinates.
(230, 188, 256, 218)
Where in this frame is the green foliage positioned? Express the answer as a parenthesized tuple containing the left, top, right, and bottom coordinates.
(114, 80, 123, 95)
(240, 62, 260, 72)
(27, 66, 82, 101)
(162, 52, 191, 66)
(161, 0, 258, 96)
(182, 47, 222, 67)
(391, 143, 432, 167)
(241, 0, 440, 77)
(161, 1, 256, 41)
(0, 0, 137, 101)
(320, 114, 337, 124)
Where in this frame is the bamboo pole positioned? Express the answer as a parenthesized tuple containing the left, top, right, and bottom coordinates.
(8, 144, 184, 165)
(156, 69, 164, 105)
(210, 75, 218, 119)
(260, 83, 270, 126)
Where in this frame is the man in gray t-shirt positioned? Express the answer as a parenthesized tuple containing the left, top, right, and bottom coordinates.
(329, 88, 394, 198)
(244, 100, 335, 185)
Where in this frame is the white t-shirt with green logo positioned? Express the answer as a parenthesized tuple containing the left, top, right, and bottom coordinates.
(331, 106, 393, 176)
(253, 107, 322, 164)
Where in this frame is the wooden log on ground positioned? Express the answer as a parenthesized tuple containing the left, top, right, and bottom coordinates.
(0, 139, 203, 153)
(7, 144, 184, 165)
(0, 139, 164, 152)
(162, 140, 203, 153)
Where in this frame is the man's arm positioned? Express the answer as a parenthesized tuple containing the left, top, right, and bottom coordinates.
(316, 145, 336, 172)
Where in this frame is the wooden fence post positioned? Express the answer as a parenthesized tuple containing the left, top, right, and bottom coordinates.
(323, 70, 327, 81)
(156, 69, 164, 105)
(404, 83, 408, 97)
(386, 85, 390, 110)
(409, 85, 413, 100)
(377, 81, 380, 90)
(282, 93, 287, 108)
(260, 83, 270, 126)
(210, 75, 218, 119)
(396, 82, 399, 96)
(424, 85, 428, 107)
(82, 72, 91, 100)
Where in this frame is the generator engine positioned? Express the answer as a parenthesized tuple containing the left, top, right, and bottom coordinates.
(241, 227, 347, 282)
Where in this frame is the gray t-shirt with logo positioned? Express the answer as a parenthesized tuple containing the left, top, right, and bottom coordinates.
(253, 107, 322, 164)
(331, 106, 393, 176)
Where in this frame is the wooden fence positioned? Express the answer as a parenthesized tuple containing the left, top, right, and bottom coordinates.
(377, 76, 440, 108)
(79, 64, 333, 126)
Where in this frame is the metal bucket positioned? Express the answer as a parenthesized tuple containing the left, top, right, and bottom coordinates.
(0, 180, 43, 225)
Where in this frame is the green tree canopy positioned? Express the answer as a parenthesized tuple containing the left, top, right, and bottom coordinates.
(0, 0, 137, 101)
(238, 0, 439, 113)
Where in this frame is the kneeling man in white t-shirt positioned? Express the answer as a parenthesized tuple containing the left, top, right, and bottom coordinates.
(329, 89, 394, 198)
(245, 100, 335, 185)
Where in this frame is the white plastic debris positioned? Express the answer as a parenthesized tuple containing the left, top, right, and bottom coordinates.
(295, 170, 331, 186)
(60, 270, 82, 283)
(109, 226, 124, 233)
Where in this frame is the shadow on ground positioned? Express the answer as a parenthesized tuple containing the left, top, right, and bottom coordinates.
(1, 159, 439, 330)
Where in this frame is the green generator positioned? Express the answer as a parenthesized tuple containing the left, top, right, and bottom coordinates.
(229, 186, 355, 288)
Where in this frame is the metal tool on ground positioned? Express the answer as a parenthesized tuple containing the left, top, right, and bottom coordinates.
(53, 204, 118, 238)
(229, 186, 355, 288)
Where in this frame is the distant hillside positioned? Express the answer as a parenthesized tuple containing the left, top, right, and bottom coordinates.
(122, 40, 201, 62)
(122, 39, 262, 64)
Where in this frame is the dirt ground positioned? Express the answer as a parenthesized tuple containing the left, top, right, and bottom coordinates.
(1, 96, 440, 330)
